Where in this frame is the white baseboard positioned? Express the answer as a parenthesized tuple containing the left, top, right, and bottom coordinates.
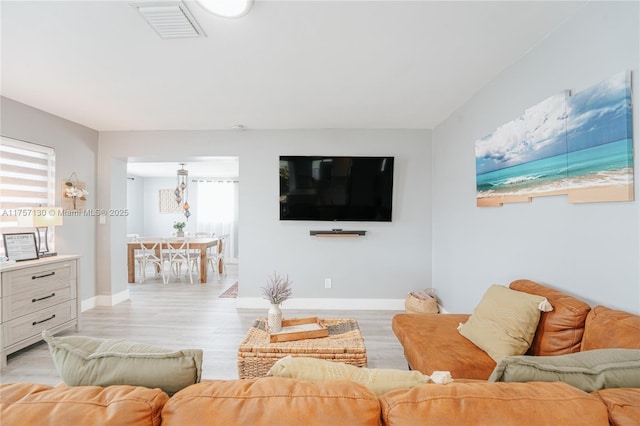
(235, 297, 449, 312)
(81, 297, 97, 312)
(235, 297, 406, 310)
(81, 289, 130, 312)
(81, 292, 448, 313)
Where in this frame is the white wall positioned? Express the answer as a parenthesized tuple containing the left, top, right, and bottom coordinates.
(432, 1, 640, 313)
(98, 129, 432, 306)
(126, 174, 144, 236)
(1, 97, 99, 302)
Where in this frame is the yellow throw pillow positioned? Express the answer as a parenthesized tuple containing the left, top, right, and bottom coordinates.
(458, 285, 553, 362)
(267, 356, 452, 396)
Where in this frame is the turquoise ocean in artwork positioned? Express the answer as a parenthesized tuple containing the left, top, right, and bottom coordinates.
(476, 138, 633, 197)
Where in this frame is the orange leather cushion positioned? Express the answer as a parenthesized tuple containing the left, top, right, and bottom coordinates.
(510, 279, 591, 356)
(581, 305, 640, 351)
(161, 377, 381, 426)
(391, 313, 496, 380)
(0, 383, 168, 426)
(380, 380, 609, 426)
(592, 388, 640, 426)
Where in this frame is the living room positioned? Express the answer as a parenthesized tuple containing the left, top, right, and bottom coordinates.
(2, 1, 637, 315)
(1, 1, 639, 423)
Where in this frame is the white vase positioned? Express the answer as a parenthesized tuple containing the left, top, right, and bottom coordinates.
(176, 230, 184, 237)
(268, 303, 282, 333)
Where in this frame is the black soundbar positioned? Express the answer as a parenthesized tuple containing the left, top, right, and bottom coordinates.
(309, 230, 366, 237)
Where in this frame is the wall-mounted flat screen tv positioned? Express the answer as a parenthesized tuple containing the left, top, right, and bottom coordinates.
(279, 156, 394, 222)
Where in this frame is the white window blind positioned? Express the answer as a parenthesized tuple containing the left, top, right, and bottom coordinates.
(0, 136, 56, 253)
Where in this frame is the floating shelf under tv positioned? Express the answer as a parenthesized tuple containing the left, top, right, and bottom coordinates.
(309, 230, 366, 237)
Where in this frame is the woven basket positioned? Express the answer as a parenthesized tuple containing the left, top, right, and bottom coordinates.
(405, 289, 439, 314)
(237, 318, 368, 379)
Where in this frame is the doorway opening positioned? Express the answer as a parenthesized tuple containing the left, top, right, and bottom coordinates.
(126, 158, 239, 287)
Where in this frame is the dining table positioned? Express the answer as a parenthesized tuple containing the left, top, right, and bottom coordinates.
(127, 237, 219, 284)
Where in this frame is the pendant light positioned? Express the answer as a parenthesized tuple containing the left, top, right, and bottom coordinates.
(175, 163, 191, 220)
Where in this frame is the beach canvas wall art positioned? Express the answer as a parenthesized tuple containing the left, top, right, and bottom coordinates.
(565, 71, 634, 203)
(475, 71, 633, 207)
(475, 92, 570, 207)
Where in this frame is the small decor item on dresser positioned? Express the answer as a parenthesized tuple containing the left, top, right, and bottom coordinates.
(261, 271, 293, 333)
(405, 288, 439, 314)
(173, 221, 186, 237)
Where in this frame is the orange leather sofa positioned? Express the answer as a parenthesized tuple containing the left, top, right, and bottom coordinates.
(392, 279, 640, 379)
(390, 279, 640, 425)
(3, 376, 636, 426)
(1, 279, 638, 425)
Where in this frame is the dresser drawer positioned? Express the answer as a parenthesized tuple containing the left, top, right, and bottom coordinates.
(1, 261, 75, 297)
(2, 300, 77, 347)
(2, 283, 75, 322)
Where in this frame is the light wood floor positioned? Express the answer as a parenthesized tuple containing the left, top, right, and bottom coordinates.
(0, 263, 409, 385)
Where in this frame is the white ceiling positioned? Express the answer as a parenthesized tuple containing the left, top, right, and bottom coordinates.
(1, 0, 587, 132)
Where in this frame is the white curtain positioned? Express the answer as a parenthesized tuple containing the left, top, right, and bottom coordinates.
(196, 180, 239, 261)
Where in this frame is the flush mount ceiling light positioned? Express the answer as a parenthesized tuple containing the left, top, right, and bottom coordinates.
(195, 0, 253, 18)
(133, 2, 205, 38)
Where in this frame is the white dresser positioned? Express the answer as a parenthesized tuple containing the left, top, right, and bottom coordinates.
(0, 255, 80, 367)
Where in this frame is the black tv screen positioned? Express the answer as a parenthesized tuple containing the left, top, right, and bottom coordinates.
(279, 156, 394, 222)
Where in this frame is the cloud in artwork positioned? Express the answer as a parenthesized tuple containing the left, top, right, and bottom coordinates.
(566, 71, 630, 151)
(475, 92, 568, 174)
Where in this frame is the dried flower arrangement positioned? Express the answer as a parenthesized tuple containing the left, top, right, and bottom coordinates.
(261, 271, 293, 305)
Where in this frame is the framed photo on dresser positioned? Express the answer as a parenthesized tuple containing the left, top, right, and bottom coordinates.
(3, 232, 39, 261)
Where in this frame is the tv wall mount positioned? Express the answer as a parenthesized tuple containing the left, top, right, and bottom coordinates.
(309, 229, 366, 237)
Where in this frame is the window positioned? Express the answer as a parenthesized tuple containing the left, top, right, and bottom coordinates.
(0, 136, 56, 255)
(196, 179, 239, 261)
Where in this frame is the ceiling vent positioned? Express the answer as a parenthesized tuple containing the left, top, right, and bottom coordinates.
(132, 2, 206, 39)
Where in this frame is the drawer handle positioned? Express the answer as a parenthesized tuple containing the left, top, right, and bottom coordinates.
(32, 293, 56, 303)
(32, 272, 55, 280)
(32, 314, 56, 326)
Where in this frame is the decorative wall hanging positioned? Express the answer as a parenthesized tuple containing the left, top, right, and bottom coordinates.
(62, 172, 88, 211)
(159, 189, 183, 214)
(475, 71, 633, 207)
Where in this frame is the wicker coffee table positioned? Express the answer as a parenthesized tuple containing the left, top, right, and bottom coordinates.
(237, 318, 368, 379)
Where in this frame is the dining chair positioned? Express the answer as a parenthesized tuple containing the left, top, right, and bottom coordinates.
(130, 234, 144, 280)
(164, 238, 194, 284)
(195, 232, 214, 237)
(188, 232, 216, 275)
(137, 240, 164, 283)
(206, 234, 228, 280)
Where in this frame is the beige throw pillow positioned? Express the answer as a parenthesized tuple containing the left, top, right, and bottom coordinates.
(268, 356, 452, 396)
(43, 330, 203, 395)
(458, 285, 553, 362)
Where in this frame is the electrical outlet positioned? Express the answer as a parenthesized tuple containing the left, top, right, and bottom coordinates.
(324, 278, 332, 289)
